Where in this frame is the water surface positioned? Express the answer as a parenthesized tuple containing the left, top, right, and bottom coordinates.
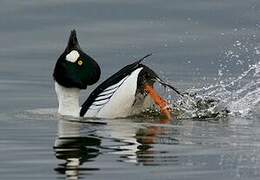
(0, 0, 260, 179)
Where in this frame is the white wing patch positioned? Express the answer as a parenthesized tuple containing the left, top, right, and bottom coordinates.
(84, 76, 128, 116)
(84, 68, 143, 118)
(102, 77, 127, 91)
(98, 87, 118, 97)
(66, 50, 79, 63)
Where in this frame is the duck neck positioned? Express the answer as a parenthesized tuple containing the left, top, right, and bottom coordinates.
(55, 82, 80, 117)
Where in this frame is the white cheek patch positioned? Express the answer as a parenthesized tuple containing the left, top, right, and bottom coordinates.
(66, 50, 80, 63)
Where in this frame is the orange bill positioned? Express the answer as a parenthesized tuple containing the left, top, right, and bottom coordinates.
(144, 84, 173, 119)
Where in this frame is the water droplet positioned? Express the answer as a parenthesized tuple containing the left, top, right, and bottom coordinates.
(236, 41, 241, 46)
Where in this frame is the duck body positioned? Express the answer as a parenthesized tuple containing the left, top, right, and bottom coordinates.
(81, 63, 157, 118)
(82, 68, 142, 118)
(53, 30, 171, 119)
(55, 62, 157, 118)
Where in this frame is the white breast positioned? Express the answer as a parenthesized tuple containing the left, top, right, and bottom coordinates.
(55, 82, 80, 117)
(84, 68, 143, 118)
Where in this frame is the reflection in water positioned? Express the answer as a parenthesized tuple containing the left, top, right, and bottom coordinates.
(135, 118, 181, 166)
(52, 117, 260, 179)
(136, 119, 179, 145)
(103, 117, 177, 165)
(53, 117, 176, 179)
(54, 119, 101, 180)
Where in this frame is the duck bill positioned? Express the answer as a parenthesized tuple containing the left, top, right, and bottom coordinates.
(144, 84, 173, 119)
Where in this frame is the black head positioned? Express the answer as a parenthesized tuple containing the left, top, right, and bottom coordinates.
(137, 65, 159, 93)
(53, 30, 101, 89)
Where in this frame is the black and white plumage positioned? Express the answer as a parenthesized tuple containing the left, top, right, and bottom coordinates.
(80, 55, 159, 118)
(53, 30, 169, 119)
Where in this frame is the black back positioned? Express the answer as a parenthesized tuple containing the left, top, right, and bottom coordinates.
(80, 55, 158, 117)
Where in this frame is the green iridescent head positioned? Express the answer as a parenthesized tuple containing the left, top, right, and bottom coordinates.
(53, 30, 101, 89)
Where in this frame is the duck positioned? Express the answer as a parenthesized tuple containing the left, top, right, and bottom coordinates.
(53, 30, 173, 119)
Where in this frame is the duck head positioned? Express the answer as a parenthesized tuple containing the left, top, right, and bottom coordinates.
(53, 30, 101, 89)
(137, 65, 173, 119)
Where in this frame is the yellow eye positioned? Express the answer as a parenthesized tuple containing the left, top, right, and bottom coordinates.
(77, 60, 83, 66)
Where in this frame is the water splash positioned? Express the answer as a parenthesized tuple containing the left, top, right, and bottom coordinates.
(171, 61, 259, 119)
(226, 62, 260, 116)
(155, 60, 259, 120)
